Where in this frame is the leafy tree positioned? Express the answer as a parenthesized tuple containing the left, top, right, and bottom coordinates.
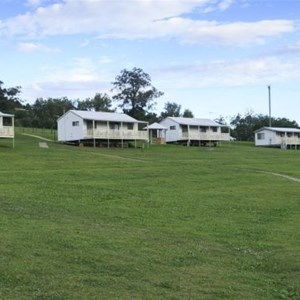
(112, 67, 163, 120)
(214, 116, 227, 125)
(230, 112, 299, 141)
(77, 93, 114, 112)
(31, 97, 74, 129)
(182, 109, 194, 118)
(160, 102, 182, 119)
(0, 81, 23, 113)
(92, 93, 114, 112)
(77, 98, 94, 111)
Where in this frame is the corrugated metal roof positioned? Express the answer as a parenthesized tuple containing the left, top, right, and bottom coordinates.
(69, 110, 143, 123)
(167, 117, 221, 126)
(147, 122, 168, 130)
(255, 127, 300, 133)
(0, 111, 14, 117)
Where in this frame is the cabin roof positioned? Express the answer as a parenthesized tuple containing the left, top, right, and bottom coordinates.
(60, 110, 145, 123)
(147, 122, 168, 130)
(165, 117, 222, 127)
(0, 111, 14, 117)
(255, 127, 300, 133)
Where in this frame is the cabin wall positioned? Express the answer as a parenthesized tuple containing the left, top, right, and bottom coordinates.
(160, 119, 180, 142)
(57, 112, 83, 142)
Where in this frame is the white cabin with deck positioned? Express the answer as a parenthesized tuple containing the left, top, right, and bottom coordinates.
(255, 127, 300, 149)
(57, 110, 148, 147)
(159, 117, 230, 146)
(0, 112, 14, 138)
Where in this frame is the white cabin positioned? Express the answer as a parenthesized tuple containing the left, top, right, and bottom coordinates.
(0, 112, 14, 138)
(255, 127, 300, 149)
(57, 110, 148, 147)
(159, 117, 230, 146)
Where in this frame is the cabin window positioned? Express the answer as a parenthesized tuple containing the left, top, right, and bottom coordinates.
(181, 125, 188, 133)
(138, 123, 147, 131)
(257, 133, 265, 140)
(97, 121, 106, 128)
(3, 117, 12, 126)
(200, 126, 207, 133)
(221, 127, 229, 133)
(127, 123, 134, 130)
(287, 132, 292, 137)
(212, 127, 218, 132)
(170, 125, 176, 130)
(110, 123, 120, 130)
(72, 121, 79, 127)
(86, 120, 96, 129)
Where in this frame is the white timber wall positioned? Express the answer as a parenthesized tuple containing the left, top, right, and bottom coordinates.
(57, 111, 83, 142)
(160, 119, 180, 142)
(255, 130, 276, 146)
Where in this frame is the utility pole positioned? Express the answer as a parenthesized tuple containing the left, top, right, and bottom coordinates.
(268, 85, 272, 127)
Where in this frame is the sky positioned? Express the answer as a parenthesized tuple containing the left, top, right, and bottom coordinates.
(1, 0, 300, 124)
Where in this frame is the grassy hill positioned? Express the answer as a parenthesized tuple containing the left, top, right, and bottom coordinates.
(1, 134, 299, 299)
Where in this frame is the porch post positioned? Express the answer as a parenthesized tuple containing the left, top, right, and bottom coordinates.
(121, 122, 124, 149)
(147, 122, 149, 145)
(209, 126, 211, 147)
(107, 121, 109, 148)
(92, 120, 95, 148)
(12, 115, 15, 149)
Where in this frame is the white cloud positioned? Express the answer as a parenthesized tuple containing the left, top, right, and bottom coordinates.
(18, 42, 60, 52)
(150, 18, 294, 46)
(204, 0, 235, 12)
(26, 0, 42, 7)
(45, 57, 101, 83)
(156, 56, 300, 88)
(218, 0, 234, 11)
(98, 56, 113, 65)
(1, 0, 295, 46)
(22, 59, 112, 101)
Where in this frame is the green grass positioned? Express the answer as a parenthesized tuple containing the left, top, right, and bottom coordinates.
(0, 134, 299, 299)
(15, 127, 57, 141)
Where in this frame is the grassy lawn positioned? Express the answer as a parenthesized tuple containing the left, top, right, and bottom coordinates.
(0, 134, 299, 299)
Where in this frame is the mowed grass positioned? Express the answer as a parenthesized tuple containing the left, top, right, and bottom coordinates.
(0, 134, 299, 299)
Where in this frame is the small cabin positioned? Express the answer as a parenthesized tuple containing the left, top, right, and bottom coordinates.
(0, 112, 15, 148)
(0, 112, 14, 138)
(255, 127, 300, 149)
(159, 117, 230, 146)
(57, 110, 149, 147)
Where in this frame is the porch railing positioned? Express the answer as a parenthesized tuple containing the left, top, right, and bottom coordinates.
(181, 132, 230, 141)
(276, 136, 300, 145)
(84, 129, 148, 140)
(0, 126, 14, 137)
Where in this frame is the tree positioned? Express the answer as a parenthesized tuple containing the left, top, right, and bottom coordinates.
(112, 67, 163, 120)
(182, 109, 194, 118)
(77, 93, 114, 112)
(0, 81, 23, 113)
(230, 112, 299, 141)
(31, 97, 74, 129)
(214, 116, 227, 125)
(160, 102, 182, 119)
(92, 93, 114, 112)
(77, 98, 94, 111)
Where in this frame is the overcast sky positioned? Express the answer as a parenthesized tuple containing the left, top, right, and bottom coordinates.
(1, 0, 299, 124)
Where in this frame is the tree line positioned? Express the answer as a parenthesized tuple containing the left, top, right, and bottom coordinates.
(1, 68, 298, 141)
